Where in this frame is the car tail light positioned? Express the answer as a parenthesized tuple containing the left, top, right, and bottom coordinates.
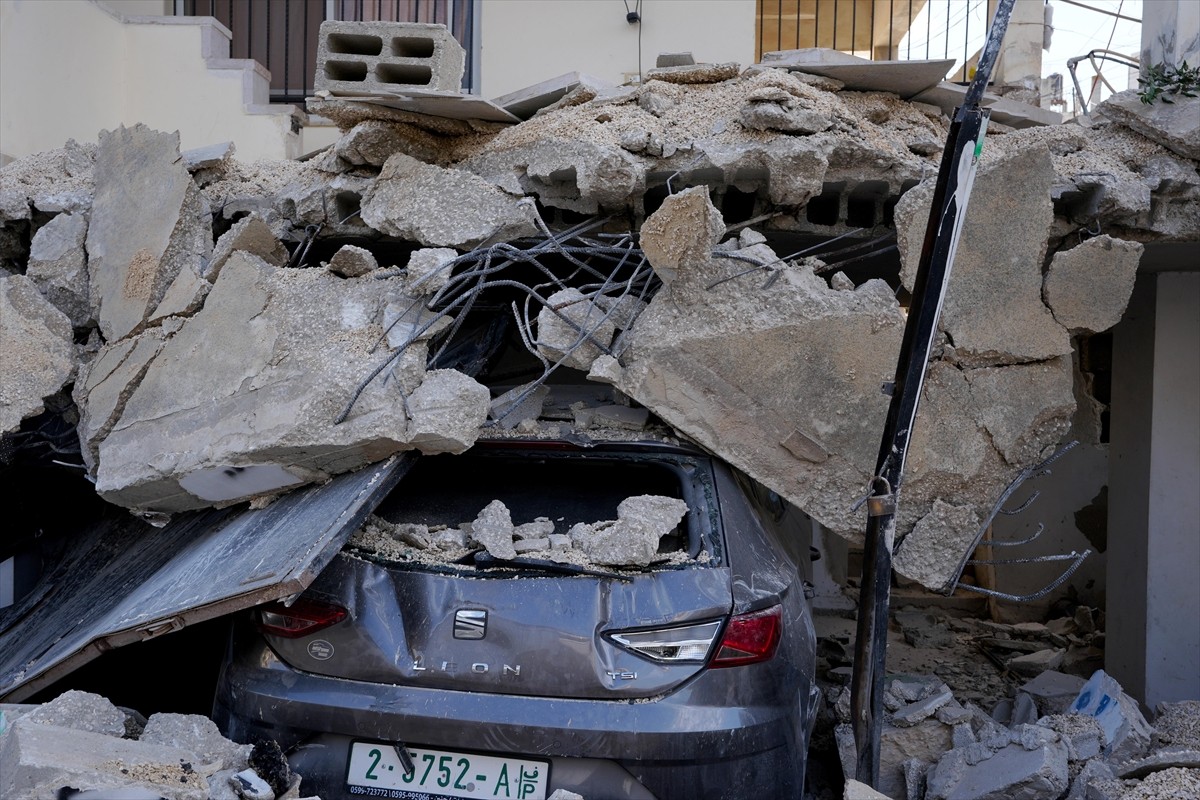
(709, 605, 782, 668)
(608, 620, 723, 664)
(257, 597, 347, 638)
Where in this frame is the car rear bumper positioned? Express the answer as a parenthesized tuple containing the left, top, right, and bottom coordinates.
(214, 638, 811, 799)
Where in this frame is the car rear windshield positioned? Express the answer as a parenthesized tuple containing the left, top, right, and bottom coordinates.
(345, 446, 722, 575)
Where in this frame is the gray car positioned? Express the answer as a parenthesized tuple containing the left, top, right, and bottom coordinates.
(212, 435, 819, 800)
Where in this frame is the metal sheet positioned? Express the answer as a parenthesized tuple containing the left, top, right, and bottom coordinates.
(0, 455, 415, 702)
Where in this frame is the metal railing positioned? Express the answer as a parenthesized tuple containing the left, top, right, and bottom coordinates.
(756, 0, 991, 82)
(179, 0, 476, 103)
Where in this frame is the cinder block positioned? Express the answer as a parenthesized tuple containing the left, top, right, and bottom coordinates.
(316, 21, 465, 95)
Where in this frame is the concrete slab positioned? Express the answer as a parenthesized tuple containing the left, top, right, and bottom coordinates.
(491, 72, 613, 121)
(312, 88, 520, 124)
(777, 56, 955, 99)
(913, 82, 1064, 127)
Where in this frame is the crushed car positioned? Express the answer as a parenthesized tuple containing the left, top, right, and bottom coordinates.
(211, 394, 820, 800)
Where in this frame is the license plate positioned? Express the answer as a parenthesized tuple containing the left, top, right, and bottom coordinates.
(346, 741, 550, 800)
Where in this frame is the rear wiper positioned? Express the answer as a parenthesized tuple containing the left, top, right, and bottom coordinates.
(472, 552, 634, 581)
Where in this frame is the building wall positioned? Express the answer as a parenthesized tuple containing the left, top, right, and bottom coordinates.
(476, 0, 757, 99)
(0, 0, 300, 163)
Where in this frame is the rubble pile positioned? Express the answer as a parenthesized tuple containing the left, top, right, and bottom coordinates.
(0, 690, 309, 800)
(811, 606, 1200, 800)
(2, 55, 1197, 592)
(351, 493, 694, 569)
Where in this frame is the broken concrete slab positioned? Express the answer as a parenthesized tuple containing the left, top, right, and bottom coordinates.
(615, 261, 906, 545)
(489, 384, 550, 429)
(181, 140, 235, 172)
(333, 119, 448, 166)
(638, 186, 726, 287)
(965, 357, 1075, 467)
(893, 500, 982, 593)
(469, 499, 517, 560)
(844, 777, 894, 799)
(405, 368, 490, 454)
(913, 82, 1065, 128)
(895, 146, 1070, 367)
(79, 251, 485, 513)
(569, 495, 688, 566)
(17, 690, 128, 737)
(25, 211, 91, 327)
(361, 152, 537, 248)
(206, 217, 290, 282)
(893, 686, 956, 727)
(1020, 671, 1088, 717)
(0, 718, 208, 800)
(1101, 90, 1200, 161)
(1008, 648, 1067, 678)
(405, 247, 459, 294)
(0, 274, 76, 433)
(1043, 235, 1143, 333)
(462, 137, 645, 215)
(645, 62, 741, 84)
(326, 244, 379, 278)
(879, 717, 956, 800)
(491, 72, 614, 121)
(140, 712, 251, 772)
(1118, 749, 1200, 779)
(925, 738, 1069, 800)
(86, 124, 213, 342)
(536, 288, 617, 371)
(784, 57, 955, 100)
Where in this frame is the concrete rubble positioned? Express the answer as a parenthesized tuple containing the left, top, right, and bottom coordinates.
(0, 690, 312, 800)
(351, 492, 693, 569)
(0, 46, 1196, 596)
(811, 605, 1200, 800)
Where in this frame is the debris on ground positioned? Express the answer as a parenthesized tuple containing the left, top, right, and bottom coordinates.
(806, 603, 1200, 800)
(0, 690, 311, 800)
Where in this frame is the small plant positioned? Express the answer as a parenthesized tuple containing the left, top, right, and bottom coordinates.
(1138, 60, 1200, 104)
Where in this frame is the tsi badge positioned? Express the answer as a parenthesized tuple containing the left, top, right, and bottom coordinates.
(307, 640, 334, 660)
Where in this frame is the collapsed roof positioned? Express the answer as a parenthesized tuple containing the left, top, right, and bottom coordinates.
(1, 54, 1197, 596)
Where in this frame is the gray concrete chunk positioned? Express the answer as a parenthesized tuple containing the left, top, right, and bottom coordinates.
(1044, 235, 1143, 333)
(206, 214, 289, 280)
(638, 186, 725, 288)
(26, 211, 91, 327)
(469, 499, 516, 560)
(895, 147, 1070, 367)
(361, 153, 537, 248)
(570, 495, 688, 566)
(406, 368, 490, 454)
(327, 244, 378, 278)
(0, 719, 206, 800)
(926, 739, 1069, 800)
(536, 288, 616, 371)
(140, 713, 251, 772)
(86, 124, 213, 342)
(0, 275, 76, 433)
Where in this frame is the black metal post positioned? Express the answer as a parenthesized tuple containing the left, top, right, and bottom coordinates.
(849, 0, 1015, 788)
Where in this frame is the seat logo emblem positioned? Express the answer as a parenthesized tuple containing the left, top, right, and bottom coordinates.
(454, 609, 487, 639)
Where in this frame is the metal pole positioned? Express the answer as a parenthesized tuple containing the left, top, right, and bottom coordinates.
(849, 0, 1015, 788)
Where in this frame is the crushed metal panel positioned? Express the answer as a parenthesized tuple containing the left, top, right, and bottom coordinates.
(0, 455, 415, 702)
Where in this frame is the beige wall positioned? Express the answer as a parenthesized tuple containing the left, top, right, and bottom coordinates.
(477, 0, 757, 98)
(1, 0, 299, 163)
(98, 0, 171, 15)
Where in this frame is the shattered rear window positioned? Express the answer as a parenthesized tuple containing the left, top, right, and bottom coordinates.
(346, 447, 722, 575)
